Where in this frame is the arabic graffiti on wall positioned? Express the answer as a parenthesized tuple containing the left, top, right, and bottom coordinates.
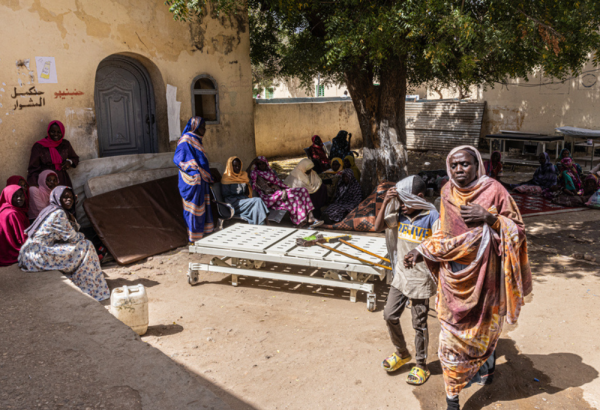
(55, 89, 84, 99)
(11, 86, 46, 110)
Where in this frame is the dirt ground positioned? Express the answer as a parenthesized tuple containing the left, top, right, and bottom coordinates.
(4, 151, 600, 410)
(96, 209, 600, 410)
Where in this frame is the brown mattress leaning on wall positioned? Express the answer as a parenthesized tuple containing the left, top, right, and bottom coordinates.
(83, 175, 188, 265)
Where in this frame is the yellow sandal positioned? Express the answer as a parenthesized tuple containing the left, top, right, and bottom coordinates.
(406, 366, 430, 385)
(381, 353, 412, 373)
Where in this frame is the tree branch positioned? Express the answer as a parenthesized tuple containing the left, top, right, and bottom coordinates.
(515, 8, 565, 40)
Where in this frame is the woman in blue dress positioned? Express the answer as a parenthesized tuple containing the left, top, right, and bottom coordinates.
(221, 156, 269, 225)
(173, 117, 214, 242)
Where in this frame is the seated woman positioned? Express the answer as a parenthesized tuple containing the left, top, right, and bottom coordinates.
(550, 172, 600, 207)
(0, 186, 29, 267)
(27, 120, 79, 188)
(19, 186, 110, 302)
(250, 156, 322, 227)
(558, 157, 584, 195)
(343, 155, 361, 182)
(284, 158, 328, 219)
(320, 157, 344, 203)
(329, 131, 353, 160)
(483, 151, 503, 180)
(6, 175, 30, 213)
(325, 169, 363, 223)
(308, 135, 330, 174)
(556, 148, 582, 176)
(28, 170, 58, 220)
(512, 152, 557, 194)
(221, 156, 269, 225)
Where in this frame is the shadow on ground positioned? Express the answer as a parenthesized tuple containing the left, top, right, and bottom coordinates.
(413, 338, 598, 410)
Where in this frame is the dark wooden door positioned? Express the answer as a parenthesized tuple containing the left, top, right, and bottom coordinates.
(94, 56, 157, 157)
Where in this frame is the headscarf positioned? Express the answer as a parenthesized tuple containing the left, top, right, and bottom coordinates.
(333, 169, 362, 206)
(584, 173, 600, 193)
(556, 148, 582, 176)
(561, 157, 583, 194)
(0, 185, 27, 217)
(344, 155, 361, 182)
(249, 156, 287, 192)
(28, 170, 58, 219)
(395, 176, 437, 213)
(284, 158, 322, 194)
(484, 151, 503, 179)
(6, 175, 29, 211)
(222, 156, 252, 197)
(35, 120, 66, 171)
(531, 152, 557, 189)
(445, 145, 489, 205)
(181, 116, 206, 139)
(325, 158, 344, 174)
(0, 185, 30, 267)
(25, 186, 72, 237)
(329, 130, 351, 160)
(310, 135, 330, 167)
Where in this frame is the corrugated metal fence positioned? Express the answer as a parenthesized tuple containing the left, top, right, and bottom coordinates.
(406, 102, 486, 150)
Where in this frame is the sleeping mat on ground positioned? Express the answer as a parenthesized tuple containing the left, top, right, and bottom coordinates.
(83, 175, 188, 265)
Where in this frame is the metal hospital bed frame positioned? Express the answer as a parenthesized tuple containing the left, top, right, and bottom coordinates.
(188, 224, 389, 311)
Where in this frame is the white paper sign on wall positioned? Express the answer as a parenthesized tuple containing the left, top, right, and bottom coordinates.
(35, 57, 58, 84)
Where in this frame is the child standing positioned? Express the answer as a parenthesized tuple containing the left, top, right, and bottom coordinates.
(374, 175, 439, 385)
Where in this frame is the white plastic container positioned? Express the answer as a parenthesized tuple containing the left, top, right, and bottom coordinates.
(110, 285, 148, 335)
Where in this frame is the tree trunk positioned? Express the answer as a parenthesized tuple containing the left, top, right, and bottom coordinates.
(345, 59, 409, 196)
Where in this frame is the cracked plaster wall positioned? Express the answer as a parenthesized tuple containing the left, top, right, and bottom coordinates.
(0, 0, 254, 185)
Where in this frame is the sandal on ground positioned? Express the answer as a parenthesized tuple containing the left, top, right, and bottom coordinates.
(308, 220, 324, 229)
(406, 366, 430, 385)
(381, 353, 412, 373)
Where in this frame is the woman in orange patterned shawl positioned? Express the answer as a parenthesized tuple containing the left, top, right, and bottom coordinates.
(405, 145, 532, 410)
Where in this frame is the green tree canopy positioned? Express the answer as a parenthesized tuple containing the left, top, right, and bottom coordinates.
(167, 0, 600, 191)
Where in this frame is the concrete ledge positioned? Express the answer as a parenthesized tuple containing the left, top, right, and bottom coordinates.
(0, 264, 236, 410)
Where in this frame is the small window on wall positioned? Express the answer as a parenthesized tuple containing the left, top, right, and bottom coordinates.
(316, 84, 325, 97)
(191, 74, 219, 124)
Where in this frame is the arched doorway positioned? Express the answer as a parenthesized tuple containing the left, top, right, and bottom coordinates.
(94, 55, 158, 157)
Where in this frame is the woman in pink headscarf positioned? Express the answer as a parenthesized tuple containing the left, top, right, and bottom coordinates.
(27, 120, 79, 188)
(28, 170, 59, 220)
(0, 185, 29, 266)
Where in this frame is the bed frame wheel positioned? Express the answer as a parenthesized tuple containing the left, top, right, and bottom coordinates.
(366, 293, 377, 312)
(187, 268, 199, 286)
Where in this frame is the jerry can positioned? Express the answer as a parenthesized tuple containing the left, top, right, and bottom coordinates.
(110, 285, 148, 335)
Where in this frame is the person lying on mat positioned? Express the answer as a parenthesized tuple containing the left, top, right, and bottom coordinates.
(19, 186, 110, 302)
(249, 156, 323, 228)
(0, 186, 29, 267)
(221, 156, 269, 225)
(373, 175, 439, 386)
(510, 152, 557, 194)
(324, 169, 362, 223)
(284, 158, 328, 219)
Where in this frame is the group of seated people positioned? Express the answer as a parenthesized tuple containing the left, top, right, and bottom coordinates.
(482, 148, 600, 205)
(1, 119, 109, 302)
(219, 131, 363, 228)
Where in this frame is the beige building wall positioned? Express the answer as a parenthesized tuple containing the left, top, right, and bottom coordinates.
(0, 0, 255, 185)
(254, 100, 362, 158)
(481, 65, 600, 136)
